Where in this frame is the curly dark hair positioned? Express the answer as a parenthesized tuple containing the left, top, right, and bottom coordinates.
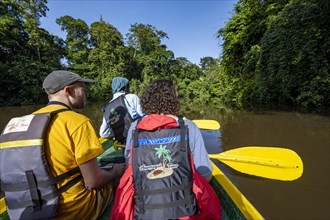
(140, 79, 179, 115)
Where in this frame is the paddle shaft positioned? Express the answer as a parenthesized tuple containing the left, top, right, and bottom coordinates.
(209, 154, 298, 168)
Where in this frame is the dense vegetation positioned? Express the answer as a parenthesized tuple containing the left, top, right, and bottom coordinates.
(1, 0, 329, 112)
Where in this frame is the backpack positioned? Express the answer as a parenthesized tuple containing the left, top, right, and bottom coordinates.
(0, 109, 82, 220)
(110, 115, 221, 220)
(102, 95, 134, 143)
(131, 117, 197, 219)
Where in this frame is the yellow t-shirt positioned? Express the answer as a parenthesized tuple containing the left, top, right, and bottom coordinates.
(34, 106, 113, 219)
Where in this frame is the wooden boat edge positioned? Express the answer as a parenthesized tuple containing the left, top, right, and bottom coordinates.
(211, 161, 264, 219)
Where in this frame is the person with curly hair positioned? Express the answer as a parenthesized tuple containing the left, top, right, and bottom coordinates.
(110, 79, 221, 220)
(126, 79, 212, 180)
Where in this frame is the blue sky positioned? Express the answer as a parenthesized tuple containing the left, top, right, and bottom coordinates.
(40, 0, 237, 64)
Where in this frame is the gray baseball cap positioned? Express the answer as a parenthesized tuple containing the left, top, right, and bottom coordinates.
(43, 70, 94, 94)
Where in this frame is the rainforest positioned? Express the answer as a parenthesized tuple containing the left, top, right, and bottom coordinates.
(0, 0, 329, 113)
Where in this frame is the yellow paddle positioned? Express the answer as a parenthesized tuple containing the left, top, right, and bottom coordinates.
(209, 147, 303, 181)
(100, 137, 122, 151)
(110, 139, 303, 181)
(192, 119, 220, 130)
(99, 137, 108, 144)
(101, 119, 304, 181)
(192, 119, 303, 181)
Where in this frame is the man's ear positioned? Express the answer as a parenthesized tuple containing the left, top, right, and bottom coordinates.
(64, 86, 71, 94)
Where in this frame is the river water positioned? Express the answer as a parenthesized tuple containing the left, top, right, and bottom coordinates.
(0, 104, 329, 220)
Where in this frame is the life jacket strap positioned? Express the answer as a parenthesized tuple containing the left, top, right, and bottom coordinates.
(134, 180, 194, 214)
(135, 194, 196, 213)
(26, 170, 42, 211)
(1, 167, 80, 192)
(134, 181, 192, 196)
(6, 174, 82, 209)
(178, 116, 186, 152)
(47, 101, 72, 111)
(133, 118, 142, 148)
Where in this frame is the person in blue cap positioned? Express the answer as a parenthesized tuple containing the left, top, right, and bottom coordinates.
(99, 77, 143, 143)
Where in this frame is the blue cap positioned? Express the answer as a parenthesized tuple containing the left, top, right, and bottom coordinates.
(112, 77, 129, 93)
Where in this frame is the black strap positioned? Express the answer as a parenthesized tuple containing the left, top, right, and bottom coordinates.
(178, 116, 186, 152)
(133, 129, 139, 148)
(42, 174, 82, 202)
(2, 164, 80, 192)
(136, 194, 195, 211)
(47, 101, 72, 111)
(25, 170, 42, 211)
(50, 108, 70, 116)
(122, 94, 132, 108)
(135, 181, 192, 196)
(133, 118, 142, 148)
(6, 174, 82, 209)
(39, 167, 80, 187)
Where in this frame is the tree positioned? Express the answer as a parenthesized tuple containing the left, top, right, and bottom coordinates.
(87, 19, 126, 100)
(56, 15, 90, 74)
(0, 0, 64, 106)
(200, 57, 218, 72)
(20, 0, 49, 61)
(258, 0, 330, 110)
(125, 23, 175, 82)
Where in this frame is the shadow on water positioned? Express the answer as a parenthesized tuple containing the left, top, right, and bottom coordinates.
(0, 104, 329, 220)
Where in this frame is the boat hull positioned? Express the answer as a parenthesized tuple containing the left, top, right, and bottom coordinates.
(0, 161, 263, 220)
(210, 161, 263, 219)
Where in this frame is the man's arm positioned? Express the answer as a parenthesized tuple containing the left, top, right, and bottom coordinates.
(99, 117, 111, 138)
(79, 158, 125, 189)
(187, 120, 213, 182)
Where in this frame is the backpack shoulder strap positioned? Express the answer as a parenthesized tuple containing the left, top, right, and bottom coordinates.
(177, 116, 187, 152)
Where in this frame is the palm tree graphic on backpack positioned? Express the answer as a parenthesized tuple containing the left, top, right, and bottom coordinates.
(147, 145, 174, 179)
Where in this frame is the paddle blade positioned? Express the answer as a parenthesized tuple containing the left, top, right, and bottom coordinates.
(193, 120, 220, 130)
(99, 137, 108, 144)
(209, 147, 303, 181)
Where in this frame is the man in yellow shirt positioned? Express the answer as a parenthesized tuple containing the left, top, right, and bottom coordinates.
(37, 70, 125, 219)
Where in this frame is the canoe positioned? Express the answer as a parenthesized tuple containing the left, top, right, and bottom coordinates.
(0, 139, 263, 220)
(0, 162, 263, 219)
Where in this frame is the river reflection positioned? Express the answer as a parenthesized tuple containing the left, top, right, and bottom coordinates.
(0, 103, 329, 219)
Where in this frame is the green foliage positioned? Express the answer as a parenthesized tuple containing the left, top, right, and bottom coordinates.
(1, 0, 329, 113)
(87, 19, 126, 101)
(56, 15, 90, 73)
(0, 57, 51, 106)
(217, 0, 329, 111)
(0, 0, 64, 106)
(258, 0, 329, 110)
(125, 23, 175, 79)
